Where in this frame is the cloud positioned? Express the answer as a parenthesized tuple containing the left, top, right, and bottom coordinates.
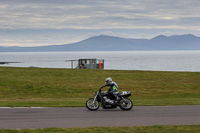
(1, 0, 200, 30)
(1, 0, 200, 46)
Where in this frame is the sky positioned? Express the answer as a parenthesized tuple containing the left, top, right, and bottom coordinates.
(1, 0, 200, 47)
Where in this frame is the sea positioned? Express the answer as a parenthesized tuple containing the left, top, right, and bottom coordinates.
(1, 51, 200, 72)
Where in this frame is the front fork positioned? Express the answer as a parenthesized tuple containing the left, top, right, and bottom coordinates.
(92, 91, 99, 104)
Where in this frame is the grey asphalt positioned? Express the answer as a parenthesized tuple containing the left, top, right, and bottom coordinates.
(0, 105, 200, 129)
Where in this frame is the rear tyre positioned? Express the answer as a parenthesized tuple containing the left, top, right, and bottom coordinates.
(86, 98, 99, 111)
(119, 98, 133, 110)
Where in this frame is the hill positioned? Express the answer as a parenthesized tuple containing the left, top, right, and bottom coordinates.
(1, 34, 200, 52)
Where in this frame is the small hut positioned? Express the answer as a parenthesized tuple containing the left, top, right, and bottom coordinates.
(66, 58, 104, 69)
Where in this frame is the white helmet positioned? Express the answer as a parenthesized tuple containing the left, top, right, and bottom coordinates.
(105, 77, 112, 84)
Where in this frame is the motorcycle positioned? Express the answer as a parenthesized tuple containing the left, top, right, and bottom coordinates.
(86, 87, 133, 111)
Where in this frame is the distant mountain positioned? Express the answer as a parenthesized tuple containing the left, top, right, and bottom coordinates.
(1, 34, 200, 52)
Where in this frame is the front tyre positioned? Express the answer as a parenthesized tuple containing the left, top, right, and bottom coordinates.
(119, 98, 133, 110)
(86, 98, 99, 111)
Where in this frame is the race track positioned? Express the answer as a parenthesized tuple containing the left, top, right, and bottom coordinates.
(0, 105, 200, 129)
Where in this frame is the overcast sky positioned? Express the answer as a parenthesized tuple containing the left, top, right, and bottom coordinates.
(1, 0, 200, 47)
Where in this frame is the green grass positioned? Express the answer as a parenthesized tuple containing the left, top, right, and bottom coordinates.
(0, 125, 200, 133)
(0, 67, 200, 107)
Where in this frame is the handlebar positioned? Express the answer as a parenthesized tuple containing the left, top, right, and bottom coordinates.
(100, 85, 105, 89)
(98, 85, 108, 93)
(99, 86, 105, 92)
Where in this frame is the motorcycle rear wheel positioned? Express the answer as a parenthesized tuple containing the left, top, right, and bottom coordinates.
(119, 98, 133, 110)
(86, 98, 99, 111)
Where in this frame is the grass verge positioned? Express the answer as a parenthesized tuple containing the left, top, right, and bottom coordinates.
(0, 125, 200, 133)
(0, 67, 200, 107)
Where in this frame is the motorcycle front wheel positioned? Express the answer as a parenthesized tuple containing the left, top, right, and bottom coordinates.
(86, 98, 100, 111)
(119, 98, 133, 110)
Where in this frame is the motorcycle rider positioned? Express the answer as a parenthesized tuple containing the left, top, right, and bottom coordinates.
(101, 77, 121, 104)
